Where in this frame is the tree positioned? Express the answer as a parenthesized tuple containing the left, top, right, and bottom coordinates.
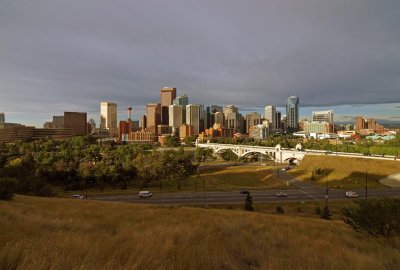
(341, 198, 400, 237)
(244, 193, 254, 211)
(219, 149, 238, 164)
(165, 135, 180, 147)
(0, 178, 17, 200)
(182, 135, 196, 146)
(321, 206, 331, 220)
(195, 147, 214, 162)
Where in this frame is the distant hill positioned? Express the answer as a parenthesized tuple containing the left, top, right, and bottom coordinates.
(1, 196, 399, 269)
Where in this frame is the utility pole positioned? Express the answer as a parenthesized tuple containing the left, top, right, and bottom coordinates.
(365, 169, 368, 199)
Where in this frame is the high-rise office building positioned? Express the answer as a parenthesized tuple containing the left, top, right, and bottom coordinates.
(245, 112, 261, 134)
(206, 105, 223, 129)
(100, 102, 118, 137)
(0, 113, 5, 125)
(223, 105, 239, 115)
(146, 103, 161, 134)
(186, 104, 200, 135)
(312, 110, 334, 124)
(286, 96, 299, 132)
(64, 112, 87, 136)
(173, 94, 188, 107)
(276, 111, 282, 130)
(52, 116, 64, 128)
(169, 105, 184, 129)
(264, 106, 278, 130)
(199, 104, 207, 133)
(214, 112, 224, 128)
(160, 87, 177, 125)
(223, 105, 244, 133)
(141, 115, 147, 130)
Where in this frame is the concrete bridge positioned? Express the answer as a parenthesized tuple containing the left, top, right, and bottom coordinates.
(196, 142, 306, 163)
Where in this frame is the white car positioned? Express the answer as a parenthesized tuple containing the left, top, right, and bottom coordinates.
(138, 191, 153, 198)
(71, 194, 85, 199)
(276, 192, 288, 197)
(345, 191, 359, 198)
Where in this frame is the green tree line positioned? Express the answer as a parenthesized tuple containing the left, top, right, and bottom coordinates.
(0, 137, 199, 197)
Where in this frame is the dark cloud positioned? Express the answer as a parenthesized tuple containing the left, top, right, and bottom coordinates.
(1, 0, 400, 126)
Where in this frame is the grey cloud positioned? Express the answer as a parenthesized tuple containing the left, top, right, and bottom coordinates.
(1, 0, 400, 126)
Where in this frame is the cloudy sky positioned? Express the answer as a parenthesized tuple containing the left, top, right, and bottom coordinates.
(1, 0, 399, 126)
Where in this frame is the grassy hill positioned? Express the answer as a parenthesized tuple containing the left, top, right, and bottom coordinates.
(1, 196, 399, 270)
(289, 155, 400, 188)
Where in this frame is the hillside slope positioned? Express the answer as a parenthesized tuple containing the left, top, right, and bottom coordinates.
(290, 155, 400, 188)
(1, 196, 399, 270)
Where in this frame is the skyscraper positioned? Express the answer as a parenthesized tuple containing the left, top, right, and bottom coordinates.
(173, 94, 188, 107)
(264, 106, 277, 130)
(100, 102, 118, 137)
(286, 96, 299, 132)
(223, 105, 244, 133)
(169, 105, 184, 129)
(206, 105, 223, 129)
(160, 87, 177, 125)
(245, 112, 261, 134)
(186, 104, 200, 135)
(146, 103, 161, 133)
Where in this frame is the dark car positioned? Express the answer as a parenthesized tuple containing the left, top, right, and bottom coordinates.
(240, 190, 250, 195)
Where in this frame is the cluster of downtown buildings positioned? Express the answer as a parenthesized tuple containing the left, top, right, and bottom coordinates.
(98, 87, 303, 144)
(0, 87, 394, 144)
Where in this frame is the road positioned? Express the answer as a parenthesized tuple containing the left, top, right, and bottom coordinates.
(92, 170, 400, 205)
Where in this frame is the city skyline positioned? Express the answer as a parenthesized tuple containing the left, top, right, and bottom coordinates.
(1, 1, 400, 126)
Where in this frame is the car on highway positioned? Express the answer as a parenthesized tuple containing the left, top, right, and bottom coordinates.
(275, 192, 288, 197)
(345, 191, 359, 198)
(138, 191, 153, 198)
(240, 190, 250, 194)
(71, 194, 85, 199)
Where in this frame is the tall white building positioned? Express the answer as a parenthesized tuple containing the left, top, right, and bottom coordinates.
(312, 110, 334, 124)
(264, 106, 278, 130)
(169, 105, 183, 129)
(100, 102, 118, 137)
(186, 104, 200, 135)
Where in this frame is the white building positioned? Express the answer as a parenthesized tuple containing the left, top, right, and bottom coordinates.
(312, 110, 334, 124)
(186, 104, 200, 135)
(169, 105, 183, 129)
(100, 102, 118, 137)
(264, 105, 278, 130)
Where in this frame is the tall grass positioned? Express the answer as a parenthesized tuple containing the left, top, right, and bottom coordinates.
(1, 196, 399, 270)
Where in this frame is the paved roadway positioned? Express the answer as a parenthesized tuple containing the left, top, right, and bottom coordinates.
(92, 171, 400, 205)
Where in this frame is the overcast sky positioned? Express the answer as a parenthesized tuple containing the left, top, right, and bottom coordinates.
(1, 0, 399, 126)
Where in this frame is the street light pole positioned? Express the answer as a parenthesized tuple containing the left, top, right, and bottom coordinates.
(365, 169, 368, 199)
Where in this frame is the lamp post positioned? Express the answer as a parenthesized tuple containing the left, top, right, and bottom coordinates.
(322, 169, 341, 219)
(365, 169, 368, 199)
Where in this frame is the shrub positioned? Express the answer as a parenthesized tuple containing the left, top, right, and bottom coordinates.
(341, 198, 400, 237)
(35, 184, 55, 197)
(0, 178, 17, 200)
(244, 194, 254, 211)
(276, 206, 284, 214)
(315, 206, 322, 215)
(321, 206, 331, 220)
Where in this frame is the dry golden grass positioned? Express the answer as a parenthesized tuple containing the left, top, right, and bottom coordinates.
(1, 196, 399, 270)
(290, 156, 400, 188)
(193, 164, 286, 191)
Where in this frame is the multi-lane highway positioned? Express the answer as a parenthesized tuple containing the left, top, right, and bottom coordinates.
(92, 171, 400, 205)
